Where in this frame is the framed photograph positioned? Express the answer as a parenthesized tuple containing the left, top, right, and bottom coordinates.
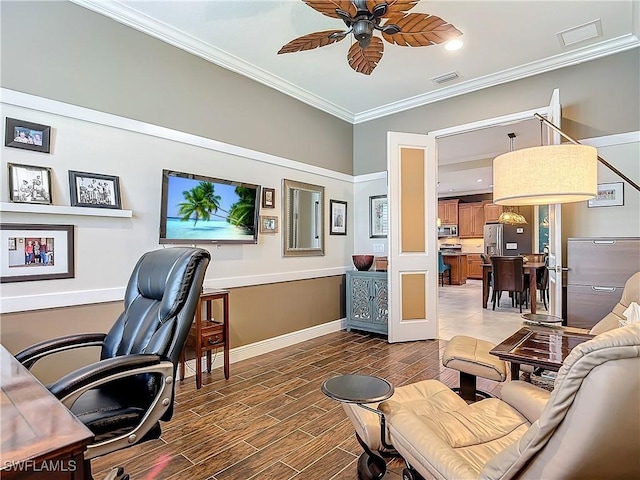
(69, 170, 122, 209)
(5, 117, 51, 153)
(8, 163, 53, 205)
(259, 215, 278, 234)
(262, 187, 275, 209)
(588, 182, 624, 208)
(329, 199, 347, 235)
(0, 224, 74, 283)
(369, 195, 388, 238)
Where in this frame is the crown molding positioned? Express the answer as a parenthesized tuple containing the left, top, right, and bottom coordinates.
(69, 1, 638, 125)
(68, 0, 355, 123)
(354, 34, 640, 124)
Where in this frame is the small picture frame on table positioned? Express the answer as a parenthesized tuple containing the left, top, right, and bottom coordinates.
(8, 163, 53, 205)
(5, 117, 51, 153)
(262, 187, 276, 209)
(0, 224, 74, 283)
(329, 200, 347, 235)
(259, 215, 278, 234)
(68, 170, 122, 209)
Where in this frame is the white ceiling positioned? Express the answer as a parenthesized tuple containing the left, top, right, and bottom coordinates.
(70, 0, 639, 195)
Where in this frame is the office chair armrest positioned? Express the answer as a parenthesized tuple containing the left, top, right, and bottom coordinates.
(500, 380, 550, 423)
(48, 353, 163, 402)
(15, 333, 107, 370)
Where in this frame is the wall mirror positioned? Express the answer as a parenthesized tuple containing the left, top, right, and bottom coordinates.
(283, 179, 324, 257)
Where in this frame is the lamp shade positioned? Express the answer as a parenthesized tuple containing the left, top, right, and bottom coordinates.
(493, 144, 598, 205)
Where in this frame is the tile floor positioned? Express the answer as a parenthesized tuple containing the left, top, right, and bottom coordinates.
(90, 279, 536, 480)
(438, 279, 533, 344)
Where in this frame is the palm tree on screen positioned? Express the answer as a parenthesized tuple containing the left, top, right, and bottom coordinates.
(228, 186, 256, 231)
(178, 182, 221, 227)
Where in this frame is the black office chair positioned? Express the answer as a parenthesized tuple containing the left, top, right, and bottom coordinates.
(16, 247, 210, 477)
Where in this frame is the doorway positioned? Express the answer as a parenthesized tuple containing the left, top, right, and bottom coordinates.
(429, 103, 558, 344)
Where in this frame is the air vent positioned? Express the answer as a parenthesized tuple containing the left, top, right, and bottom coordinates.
(557, 19, 602, 47)
(431, 71, 460, 84)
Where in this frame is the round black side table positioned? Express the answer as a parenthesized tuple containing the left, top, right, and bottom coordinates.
(321, 374, 395, 480)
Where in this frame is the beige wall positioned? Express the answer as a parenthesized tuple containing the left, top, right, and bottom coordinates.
(1, 276, 345, 383)
(563, 141, 640, 240)
(0, 0, 354, 175)
(354, 50, 640, 175)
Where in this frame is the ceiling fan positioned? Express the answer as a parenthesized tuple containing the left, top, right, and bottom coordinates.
(278, 0, 462, 75)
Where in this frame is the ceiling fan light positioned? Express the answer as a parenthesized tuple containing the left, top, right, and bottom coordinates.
(353, 20, 373, 42)
(445, 39, 463, 51)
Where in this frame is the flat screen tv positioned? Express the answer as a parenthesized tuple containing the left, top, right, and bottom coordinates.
(159, 169, 260, 245)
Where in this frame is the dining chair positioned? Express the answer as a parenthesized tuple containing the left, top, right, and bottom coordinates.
(438, 252, 451, 287)
(537, 256, 550, 310)
(490, 256, 527, 313)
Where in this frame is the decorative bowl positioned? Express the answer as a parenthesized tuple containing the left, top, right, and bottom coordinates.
(352, 254, 375, 271)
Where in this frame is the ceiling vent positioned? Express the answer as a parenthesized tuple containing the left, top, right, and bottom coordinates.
(557, 19, 602, 47)
(431, 71, 460, 85)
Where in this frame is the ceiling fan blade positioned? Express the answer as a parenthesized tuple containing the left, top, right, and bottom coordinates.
(303, 0, 357, 19)
(278, 30, 347, 54)
(382, 13, 462, 46)
(368, 0, 418, 18)
(347, 36, 384, 75)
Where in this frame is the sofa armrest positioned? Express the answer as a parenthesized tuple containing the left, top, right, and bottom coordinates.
(500, 380, 550, 423)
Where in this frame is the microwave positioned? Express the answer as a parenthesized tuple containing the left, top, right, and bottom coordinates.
(437, 225, 458, 238)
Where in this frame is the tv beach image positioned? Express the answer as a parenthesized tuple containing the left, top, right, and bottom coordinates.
(164, 175, 257, 242)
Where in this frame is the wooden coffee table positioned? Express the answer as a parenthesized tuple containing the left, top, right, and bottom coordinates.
(490, 326, 594, 380)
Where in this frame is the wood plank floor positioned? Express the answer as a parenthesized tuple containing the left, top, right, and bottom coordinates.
(91, 330, 502, 480)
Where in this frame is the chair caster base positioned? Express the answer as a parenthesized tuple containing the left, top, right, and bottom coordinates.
(402, 466, 425, 480)
(103, 466, 129, 480)
(357, 452, 386, 480)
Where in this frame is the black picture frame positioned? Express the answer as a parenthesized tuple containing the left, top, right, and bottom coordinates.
(329, 199, 347, 235)
(68, 170, 122, 209)
(5, 117, 51, 153)
(262, 187, 275, 208)
(0, 224, 74, 283)
(8, 163, 53, 205)
(369, 194, 388, 238)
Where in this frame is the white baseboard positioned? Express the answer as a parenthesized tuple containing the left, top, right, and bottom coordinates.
(180, 318, 346, 377)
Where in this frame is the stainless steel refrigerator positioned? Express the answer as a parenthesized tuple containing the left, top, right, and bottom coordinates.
(483, 222, 533, 256)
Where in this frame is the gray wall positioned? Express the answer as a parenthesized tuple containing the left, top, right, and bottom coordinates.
(354, 49, 640, 174)
(0, 0, 354, 175)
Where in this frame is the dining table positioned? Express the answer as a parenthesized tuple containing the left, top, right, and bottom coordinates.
(482, 262, 547, 314)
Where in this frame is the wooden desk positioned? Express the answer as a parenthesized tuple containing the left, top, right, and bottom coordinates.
(482, 262, 546, 314)
(489, 326, 594, 380)
(180, 289, 230, 389)
(0, 345, 93, 479)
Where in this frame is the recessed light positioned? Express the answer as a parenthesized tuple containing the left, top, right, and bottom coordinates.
(489, 184, 494, 188)
(448, 188, 455, 192)
(445, 39, 463, 51)
(477, 179, 483, 182)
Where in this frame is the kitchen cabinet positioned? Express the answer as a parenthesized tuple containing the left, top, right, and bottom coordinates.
(458, 202, 485, 238)
(443, 254, 468, 285)
(346, 270, 388, 335)
(467, 254, 483, 279)
(566, 237, 640, 329)
(438, 199, 459, 225)
(484, 203, 503, 223)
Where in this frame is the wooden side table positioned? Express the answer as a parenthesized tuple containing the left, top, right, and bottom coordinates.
(180, 289, 230, 389)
